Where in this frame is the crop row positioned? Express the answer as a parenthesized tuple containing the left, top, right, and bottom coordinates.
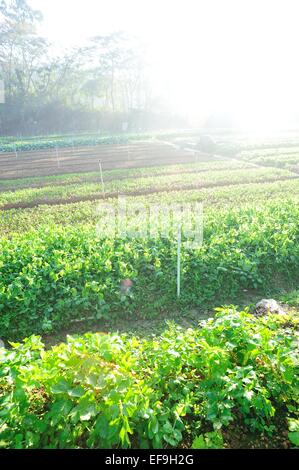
(239, 146, 299, 159)
(237, 135, 299, 151)
(0, 135, 129, 153)
(0, 130, 195, 153)
(238, 147, 299, 169)
(1, 179, 299, 237)
(0, 132, 160, 153)
(0, 167, 294, 208)
(242, 154, 299, 169)
(0, 160, 253, 192)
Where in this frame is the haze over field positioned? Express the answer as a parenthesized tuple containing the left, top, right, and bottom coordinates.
(27, 0, 299, 129)
(1, 0, 299, 134)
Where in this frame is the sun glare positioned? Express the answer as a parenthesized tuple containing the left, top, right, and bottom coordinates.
(27, 0, 299, 129)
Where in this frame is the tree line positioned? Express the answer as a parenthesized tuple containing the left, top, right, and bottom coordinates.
(0, 0, 187, 136)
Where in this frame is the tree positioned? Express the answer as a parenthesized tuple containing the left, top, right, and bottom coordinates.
(89, 32, 148, 113)
(0, 2, 171, 135)
(0, 0, 47, 98)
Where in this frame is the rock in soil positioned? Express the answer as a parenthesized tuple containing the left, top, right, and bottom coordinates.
(254, 299, 286, 317)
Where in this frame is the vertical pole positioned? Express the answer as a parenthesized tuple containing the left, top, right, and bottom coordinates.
(55, 145, 60, 168)
(14, 144, 18, 178)
(99, 159, 105, 196)
(177, 223, 181, 298)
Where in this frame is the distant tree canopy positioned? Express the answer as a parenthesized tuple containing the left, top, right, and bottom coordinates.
(0, 0, 187, 136)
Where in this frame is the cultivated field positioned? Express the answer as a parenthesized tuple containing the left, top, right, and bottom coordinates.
(0, 141, 203, 179)
(0, 131, 299, 450)
(1, 132, 299, 331)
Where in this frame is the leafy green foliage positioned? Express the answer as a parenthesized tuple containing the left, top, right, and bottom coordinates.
(288, 419, 299, 447)
(0, 130, 197, 153)
(0, 133, 134, 153)
(2, 179, 299, 237)
(1, 199, 299, 339)
(0, 308, 298, 448)
(238, 146, 299, 170)
(0, 160, 249, 192)
(192, 431, 223, 449)
(288, 432, 299, 446)
(0, 167, 293, 208)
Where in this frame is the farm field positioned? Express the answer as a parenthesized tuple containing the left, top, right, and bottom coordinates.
(0, 132, 299, 450)
(0, 130, 198, 153)
(0, 138, 211, 179)
(0, 166, 295, 209)
(0, 132, 145, 153)
(0, 159, 253, 191)
(2, 178, 299, 237)
(237, 147, 299, 171)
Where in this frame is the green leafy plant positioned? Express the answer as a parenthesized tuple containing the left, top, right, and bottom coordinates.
(288, 419, 299, 447)
(192, 431, 224, 449)
(0, 308, 298, 449)
(1, 198, 299, 339)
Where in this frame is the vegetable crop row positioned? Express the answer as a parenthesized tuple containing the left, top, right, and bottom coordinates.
(0, 308, 298, 448)
(1, 199, 299, 338)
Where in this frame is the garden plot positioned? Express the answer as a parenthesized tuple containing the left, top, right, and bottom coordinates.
(1, 134, 299, 451)
(0, 160, 254, 192)
(238, 146, 299, 171)
(0, 141, 214, 179)
(2, 178, 299, 237)
(0, 166, 295, 210)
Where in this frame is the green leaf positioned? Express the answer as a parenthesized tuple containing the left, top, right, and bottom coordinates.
(67, 386, 85, 397)
(288, 432, 299, 447)
(51, 379, 71, 394)
(192, 432, 223, 449)
(192, 435, 206, 449)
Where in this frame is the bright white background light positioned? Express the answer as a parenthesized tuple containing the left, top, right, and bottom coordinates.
(29, 0, 299, 129)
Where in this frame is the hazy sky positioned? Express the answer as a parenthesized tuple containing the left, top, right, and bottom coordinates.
(28, 0, 299, 128)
